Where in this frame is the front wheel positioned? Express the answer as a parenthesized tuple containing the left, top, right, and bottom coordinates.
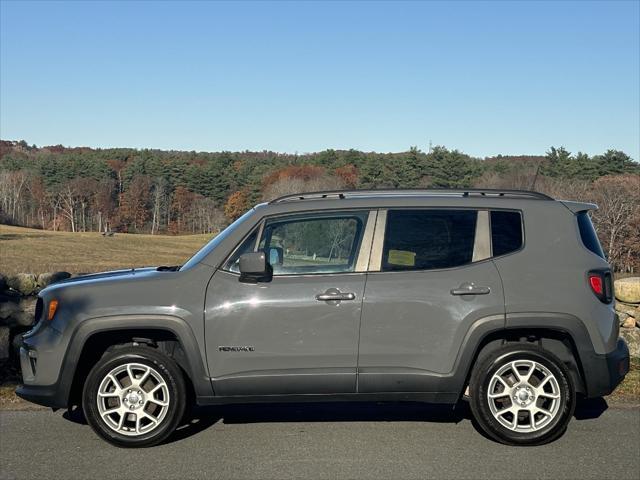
(469, 344, 575, 446)
(82, 346, 187, 448)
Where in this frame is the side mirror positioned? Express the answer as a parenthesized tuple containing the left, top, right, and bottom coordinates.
(239, 252, 272, 283)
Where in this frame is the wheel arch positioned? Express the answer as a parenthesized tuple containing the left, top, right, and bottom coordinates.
(454, 313, 594, 398)
(463, 327, 586, 395)
(61, 315, 212, 407)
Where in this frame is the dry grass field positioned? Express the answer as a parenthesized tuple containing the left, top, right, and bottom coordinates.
(0, 224, 214, 275)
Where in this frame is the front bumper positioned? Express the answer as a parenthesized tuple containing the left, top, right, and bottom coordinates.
(16, 382, 68, 409)
(15, 326, 70, 409)
(582, 338, 630, 398)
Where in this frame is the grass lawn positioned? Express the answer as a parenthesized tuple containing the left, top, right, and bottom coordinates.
(0, 224, 213, 275)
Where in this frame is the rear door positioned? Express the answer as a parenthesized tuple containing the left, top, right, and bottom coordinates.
(205, 210, 375, 396)
(358, 208, 505, 393)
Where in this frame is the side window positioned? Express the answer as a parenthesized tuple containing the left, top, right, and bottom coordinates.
(490, 211, 523, 257)
(225, 230, 258, 273)
(576, 211, 605, 259)
(259, 213, 367, 275)
(382, 210, 477, 271)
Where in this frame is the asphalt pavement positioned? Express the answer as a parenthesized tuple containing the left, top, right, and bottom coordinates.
(1, 400, 639, 480)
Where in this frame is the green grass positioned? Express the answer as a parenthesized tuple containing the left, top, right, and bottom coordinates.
(0, 224, 213, 275)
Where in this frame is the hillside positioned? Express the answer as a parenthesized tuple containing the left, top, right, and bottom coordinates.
(0, 224, 212, 275)
(1, 140, 639, 272)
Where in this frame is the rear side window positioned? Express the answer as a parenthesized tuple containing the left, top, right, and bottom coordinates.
(490, 211, 523, 257)
(382, 210, 477, 271)
(577, 212, 605, 259)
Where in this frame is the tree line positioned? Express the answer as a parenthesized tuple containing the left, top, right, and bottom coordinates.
(0, 140, 638, 271)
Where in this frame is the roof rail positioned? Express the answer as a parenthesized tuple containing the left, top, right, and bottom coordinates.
(268, 188, 554, 204)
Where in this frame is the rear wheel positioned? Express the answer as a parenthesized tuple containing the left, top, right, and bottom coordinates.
(469, 344, 575, 445)
(82, 346, 186, 448)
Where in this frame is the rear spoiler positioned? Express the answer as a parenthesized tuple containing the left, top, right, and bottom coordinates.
(560, 200, 598, 213)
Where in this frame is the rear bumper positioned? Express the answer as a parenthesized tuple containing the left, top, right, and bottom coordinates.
(582, 338, 630, 398)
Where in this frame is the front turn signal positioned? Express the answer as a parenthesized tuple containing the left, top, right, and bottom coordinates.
(47, 299, 59, 321)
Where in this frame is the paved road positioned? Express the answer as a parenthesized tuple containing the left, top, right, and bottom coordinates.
(1, 400, 639, 480)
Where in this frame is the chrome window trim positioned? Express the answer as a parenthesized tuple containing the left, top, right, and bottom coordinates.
(355, 210, 378, 272)
(472, 210, 491, 261)
(368, 209, 387, 271)
(253, 221, 265, 252)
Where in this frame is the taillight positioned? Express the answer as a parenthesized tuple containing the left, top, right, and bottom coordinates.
(588, 270, 612, 303)
(589, 275, 603, 295)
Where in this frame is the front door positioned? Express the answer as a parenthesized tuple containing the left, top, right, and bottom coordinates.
(205, 210, 374, 396)
(358, 208, 505, 393)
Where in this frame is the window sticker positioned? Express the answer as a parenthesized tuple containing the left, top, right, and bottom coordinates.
(387, 249, 416, 266)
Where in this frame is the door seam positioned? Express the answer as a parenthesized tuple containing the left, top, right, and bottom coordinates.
(355, 210, 379, 393)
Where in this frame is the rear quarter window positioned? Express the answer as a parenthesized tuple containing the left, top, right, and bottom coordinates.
(577, 211, 605, 259)
(490, 211, 523, 257)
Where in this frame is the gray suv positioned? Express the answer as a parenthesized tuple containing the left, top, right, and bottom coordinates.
(17, 189, 630, 447)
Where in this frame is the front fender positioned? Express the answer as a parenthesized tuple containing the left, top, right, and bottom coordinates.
(19, 314, 212, 409)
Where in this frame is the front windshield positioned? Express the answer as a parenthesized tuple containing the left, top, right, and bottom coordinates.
(180, 208, 255, 271)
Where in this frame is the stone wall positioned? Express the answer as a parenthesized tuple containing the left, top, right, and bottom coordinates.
(0, 272, 71, 360)
(614, 277, 640, 357)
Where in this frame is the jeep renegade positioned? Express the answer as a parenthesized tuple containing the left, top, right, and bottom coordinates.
(17, 189, 630, 447)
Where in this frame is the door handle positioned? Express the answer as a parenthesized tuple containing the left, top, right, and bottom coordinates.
(450, 283, 491, 296)
(316, 290, 356, 302)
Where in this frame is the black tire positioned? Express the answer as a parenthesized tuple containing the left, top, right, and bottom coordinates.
(469, 343, 575, 446)
(82, 345, 187, 448)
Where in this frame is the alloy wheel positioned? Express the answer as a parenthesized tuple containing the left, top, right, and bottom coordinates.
(96, 362, 170, 436)
(487, 359, 561, 432)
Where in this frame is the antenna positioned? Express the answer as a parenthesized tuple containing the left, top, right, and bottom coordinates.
(530, 160, 542, 190)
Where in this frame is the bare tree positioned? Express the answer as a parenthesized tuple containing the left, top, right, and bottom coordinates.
(0, 170, 28, 223)
(58, 179, 93, 232)
(58, 181, 79, 232)
(150, 177, 168, 235)
(262, 175, 345, 202)
(588, 175, 640, 271)
(187, 196, 225, 233)
(94, 178, 116, 233)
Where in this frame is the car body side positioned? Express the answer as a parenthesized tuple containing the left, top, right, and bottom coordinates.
(17, 195, 628, 409)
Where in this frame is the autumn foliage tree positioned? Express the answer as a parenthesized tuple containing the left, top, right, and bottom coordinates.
(118, 176, 151, 232)
(262, 165, 346, 201)
(334, 164, 359, 188)
(224, 190, 251, 221)
(169, 186, 196, 234)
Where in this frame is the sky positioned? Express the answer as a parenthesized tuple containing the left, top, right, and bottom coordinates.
(1, 1, 639, 159)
